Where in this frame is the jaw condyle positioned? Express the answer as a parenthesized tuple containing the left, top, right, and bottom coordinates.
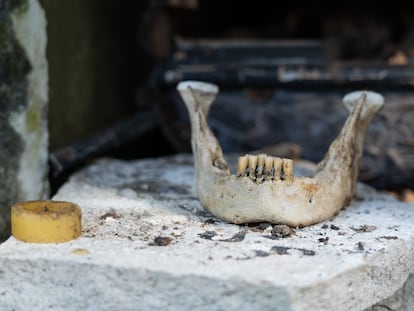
(177, 81, 384, 227)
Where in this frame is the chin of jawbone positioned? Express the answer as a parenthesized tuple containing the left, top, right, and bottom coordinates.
(177, 81, 384, 227)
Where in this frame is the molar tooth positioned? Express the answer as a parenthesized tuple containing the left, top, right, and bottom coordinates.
(264, 156, 274, 181)
(256, 153, 267, 182)
(248, 155, 258, 181)
(273, 157, 283, 181)
(237, 155, 249, 177)
(282, 158, 294, 182)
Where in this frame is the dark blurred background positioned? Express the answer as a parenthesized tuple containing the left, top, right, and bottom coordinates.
(41, 0, 414, 199)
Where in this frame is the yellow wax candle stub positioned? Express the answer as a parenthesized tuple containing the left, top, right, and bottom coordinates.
(11, 200, 82, 243)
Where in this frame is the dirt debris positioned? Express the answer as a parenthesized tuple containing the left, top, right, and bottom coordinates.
(99, 210, 121, 220)
(150, 236, 173, 246)
(318, 237, 329, 245)
(377, 236, 398, 240)
(356, 242, 365, 251)
(198, 231, 217, 240)
(351, 225, 377, 233)
(271, 225, 295, 238)
(220, 231, 247, 242)
(330, 224, 340, 230)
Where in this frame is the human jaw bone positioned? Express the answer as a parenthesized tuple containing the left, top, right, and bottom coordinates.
(177, 81, 384, 227)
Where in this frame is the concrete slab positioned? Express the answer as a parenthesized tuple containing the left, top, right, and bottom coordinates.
(1, 154, 413, 311)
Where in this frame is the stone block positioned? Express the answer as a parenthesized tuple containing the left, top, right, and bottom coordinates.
(0, 0, 49, 240)
(0, 155, 413, 310)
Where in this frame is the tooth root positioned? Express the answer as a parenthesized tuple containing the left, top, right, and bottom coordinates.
(238, 155, 293, 182)
(264, 156, 274, 181)
(237, 155, 249, 177)
(273, 157, 283, 181)
(282, 158, 294, 182)
(248, 155, 258, 181)
(257, 154, 266, 172)
(256, 154, 266, 182)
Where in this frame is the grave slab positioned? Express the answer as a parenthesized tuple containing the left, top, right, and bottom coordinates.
(0, 154, 413, 310)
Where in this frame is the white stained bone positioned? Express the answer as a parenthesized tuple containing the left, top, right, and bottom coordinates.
(343, 91, 384, 115)
(177, 81, 384, 227)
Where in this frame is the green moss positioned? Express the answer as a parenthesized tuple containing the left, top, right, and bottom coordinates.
(26, 100, 42, 133)
(23, 99, 46, 180)
(11, 0, 29, 17)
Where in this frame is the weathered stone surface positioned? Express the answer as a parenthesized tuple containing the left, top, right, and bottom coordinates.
(366, 274, 414, 311)
(0, 154, 413, 310)
(0, 0, 48, 240)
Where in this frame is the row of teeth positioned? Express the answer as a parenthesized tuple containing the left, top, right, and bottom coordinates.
(237, 154, 294, 183)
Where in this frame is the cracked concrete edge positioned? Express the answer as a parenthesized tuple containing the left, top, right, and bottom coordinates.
(288, 235, 414, 310)
(365, 274, 414, 311)
(0, 240, 412, 311)
(0, 257, 293, 311)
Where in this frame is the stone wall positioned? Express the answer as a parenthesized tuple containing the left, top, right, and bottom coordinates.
(0, 0, 49, 241)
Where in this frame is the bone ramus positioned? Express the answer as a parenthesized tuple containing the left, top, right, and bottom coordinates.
(177, 81, 384, 227)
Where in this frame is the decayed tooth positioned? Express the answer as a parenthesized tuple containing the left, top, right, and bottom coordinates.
(248, 155, 258, 181)
(273, 157, 283, 181)
(237, 155, 249, 177)
(282, 158, 294, 182)
(264, 156, 274, 181)
(256, 153, 267, 182)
